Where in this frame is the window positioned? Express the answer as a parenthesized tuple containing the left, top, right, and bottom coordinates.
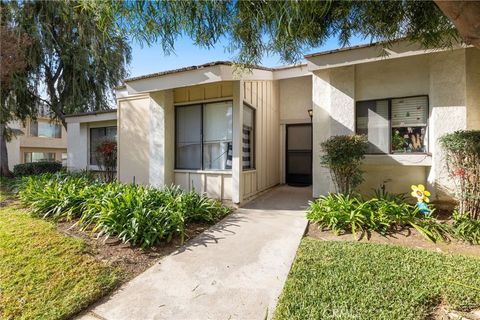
(243, 105, 255, 170)
(90, 127, 117, 165)
(30, 121, 62, 138)
(176, 101, 233, 170)
(356, 95, 428, 154)
(24, 152, 55, 163)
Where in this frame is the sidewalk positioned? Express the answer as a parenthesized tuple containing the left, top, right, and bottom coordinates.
(78, 185, 311, 320)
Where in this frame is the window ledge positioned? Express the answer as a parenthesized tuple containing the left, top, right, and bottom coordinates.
(363, 154, 432, 166)
(174, 169, 232, 175)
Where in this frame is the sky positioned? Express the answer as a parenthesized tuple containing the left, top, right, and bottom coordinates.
(127, 34, 369, 78)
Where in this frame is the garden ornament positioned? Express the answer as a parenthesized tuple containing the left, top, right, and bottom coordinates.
(411, 184, 431, 214)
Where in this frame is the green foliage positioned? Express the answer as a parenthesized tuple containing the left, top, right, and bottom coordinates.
(274, 239, 480, 320)
(307, 193, 450, 242)
(17, 173, 230, 248)
(372, 186, 406, 204)
(320, 135, 368, 194)
(79, 1, 459, 66)
(452, 211, 480, 245)
(440, 130, 480, 220)
(0, 206, 117, 320)
(13, 161, 63, 176)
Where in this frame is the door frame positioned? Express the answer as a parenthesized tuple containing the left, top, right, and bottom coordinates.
(285, 123, 313, 186)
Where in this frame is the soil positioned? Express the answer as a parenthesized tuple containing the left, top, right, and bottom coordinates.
(57, 221, 212, 282)
(307, 222, 480, 258)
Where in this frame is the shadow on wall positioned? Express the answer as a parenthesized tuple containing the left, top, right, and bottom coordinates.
(312, 103, 444, 201)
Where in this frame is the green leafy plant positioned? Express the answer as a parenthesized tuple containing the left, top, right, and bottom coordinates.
(452, 210, 480, 244)
(16, 173, 230, 248)
(307, 193, 450, 242)
(440, 130, 480, 220)
(320, 135, 368, 194)
(13, 161, 63, 176)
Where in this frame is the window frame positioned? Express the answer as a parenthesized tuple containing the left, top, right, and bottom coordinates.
(89, 126, 117, 166)
(30, 121, 62, 139)
(23, 152, 56, 163)
(355, 94, 429, 155)
(174, 100, 233, 171)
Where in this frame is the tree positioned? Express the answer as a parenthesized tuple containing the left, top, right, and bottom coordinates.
(1, 1, 131, 176)
(7, 1, 131, 129)
(0, 6, 38, 176)
(80, 0, 476, 66)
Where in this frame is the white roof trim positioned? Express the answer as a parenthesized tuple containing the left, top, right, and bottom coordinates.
(65, 111, 117, 124)
(306, 41, 467, 71)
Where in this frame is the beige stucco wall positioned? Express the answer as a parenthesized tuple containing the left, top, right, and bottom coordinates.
(117, 96, 151, 184)
(7, 118, 67, 170)
(466, 48, 480, 130)
(312, 48, 472, 203)
(241, 80, 280, 200)
(279, 76, 313, 122)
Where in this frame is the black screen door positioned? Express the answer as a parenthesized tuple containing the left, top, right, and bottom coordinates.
(286, 124, 312, 186)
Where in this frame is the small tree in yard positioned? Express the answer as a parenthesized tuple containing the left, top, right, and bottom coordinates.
(320, 135, 368, 194)
(440, 130, 480, 220)
(95, 139, 117, 182)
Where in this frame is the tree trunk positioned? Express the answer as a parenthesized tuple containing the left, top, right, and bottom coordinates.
(435, 1, 480, 49)
(0, 124, 13, 177)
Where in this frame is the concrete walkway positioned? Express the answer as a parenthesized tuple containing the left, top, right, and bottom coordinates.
(79, 185, 311, 320)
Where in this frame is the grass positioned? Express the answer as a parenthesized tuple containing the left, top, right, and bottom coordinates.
(274, 238, 480, 320)
(0, 205, 118, 320)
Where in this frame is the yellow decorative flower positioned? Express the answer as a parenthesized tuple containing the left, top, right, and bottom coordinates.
(411, 184, 431, 203)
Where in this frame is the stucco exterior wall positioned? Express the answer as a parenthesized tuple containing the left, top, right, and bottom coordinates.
(466, 48, 480, 130)
(241, 80, 280, 200)
(312, 66, 356, 196)
(7, 118, 67, 170)
(67, 119, 116, 171)
(117, 97, 150, 184)
(312, 48, 471, 203)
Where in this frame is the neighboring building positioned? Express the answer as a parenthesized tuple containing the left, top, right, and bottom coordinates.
(65, 110, 117, 172)
(7, 116, 67, 170)
(66, 41, 480, 206)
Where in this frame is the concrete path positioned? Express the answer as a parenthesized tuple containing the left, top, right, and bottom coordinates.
(78, 185, 311, 320)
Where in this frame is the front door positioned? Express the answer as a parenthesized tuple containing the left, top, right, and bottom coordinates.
(286, 124, 312, 186)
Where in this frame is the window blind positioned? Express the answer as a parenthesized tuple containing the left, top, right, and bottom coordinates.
(391, 96, 428, 127)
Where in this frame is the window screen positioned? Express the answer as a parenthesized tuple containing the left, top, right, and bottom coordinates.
(90, 127, 117, 165)
(30, 121, 62, 138)
(175, 101, 233, 170)
(356, 95, 428, 154)
(356, 100, 389, 154)
(176, 105, 202, 169)
(24, 152, 55, 163)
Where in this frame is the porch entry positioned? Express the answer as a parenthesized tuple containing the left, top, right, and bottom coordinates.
(286, 123, 312, 186)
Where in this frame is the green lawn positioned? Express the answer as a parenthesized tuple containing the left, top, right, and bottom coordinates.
(0, 205, 118, 320)
(274, 238, 480, 320)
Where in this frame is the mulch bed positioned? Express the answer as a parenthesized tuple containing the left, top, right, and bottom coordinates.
(307, 222, 480, 258)
(57, 221, 211, 282)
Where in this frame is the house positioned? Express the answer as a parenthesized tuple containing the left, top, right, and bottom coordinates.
(66, 41, 480, 206)
(7, 114, 67, 170)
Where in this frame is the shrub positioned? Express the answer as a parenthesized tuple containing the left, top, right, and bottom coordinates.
(439, 130, 480, 220)
(94, 139, 117, 182)
(13, 161, 63, 176)
(452, 211, 480, 244)
(307, 193, 450, 242)
(17, 173, 230, 248)
(320, 135, 368, 194)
